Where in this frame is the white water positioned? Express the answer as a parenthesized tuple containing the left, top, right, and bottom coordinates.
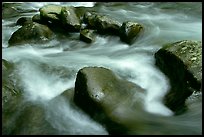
(2, 2, 202, 135)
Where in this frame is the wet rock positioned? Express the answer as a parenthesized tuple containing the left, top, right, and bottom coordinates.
(2, 59, 21, 102)
(83, 12, 122, 35)
(60, 6, 81, 32)
(2, 59, 23, 135)
(73, 67, 145, 134)
(83, 11, 98, 29)
(16, 17, 32, 26)
(2, 59, 57, 135)
(80, 29, 96, 43)
(154, 40, 202, 114)
(8, 22, 54, 46)
(11, 104, 57, 135)
(95, 14, 122, 35)
(32, 14, 48, 25)
(39, 4, 62, 23)
(75, 6, 95, 21)
(120, 21, 143, 45)
(2, 3, 37, 19)
(2, 4, 20, 19)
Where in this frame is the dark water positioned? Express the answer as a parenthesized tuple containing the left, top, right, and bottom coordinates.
(2, 2, 202, 135)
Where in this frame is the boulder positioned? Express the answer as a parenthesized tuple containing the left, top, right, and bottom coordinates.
(2, 59, 23, 134)
(32, 14, 48, 25)
(120, 21, 143, 45)
(83, 12, 122, 35)
(83, 12, 97, 29)
(73, 67, 145, 134)
(16, 17, 32, 26)
(39, 4, 62, 23)
(60, 6, 81, 32)
(154, 40, 202, 114)
(8, 22, 54, 46)
(80, 29, 96, 43)
(2, 59, 57, 135)
(74, 6, 95, 21)
(2, 3, 37, 19)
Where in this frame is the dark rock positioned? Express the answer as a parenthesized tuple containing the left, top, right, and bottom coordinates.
(154, 40, 202, 114)
(80, 29, 96, 43)
(16, 17, 32, 26)
(60, 6, 81, 32)
(2, 3, 37, 19)
(2, 59, 23, 135)
(32, 14, 48, 25)
(8, 22, 54, 46)
(2, 5, 20, 19)
(83, 11, 122, 35)
(11, 104, 57, 135)
(75, 6, 95, 21)
(95, 14, 122, 35)
(120, 21, 143, 45)
(73, 67, 145, 134)
(83, 11, 97, 29)
(2, 59, 57, 135)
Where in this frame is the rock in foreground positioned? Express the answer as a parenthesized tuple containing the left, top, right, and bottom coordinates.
(73, 67, 145, 134)
(154, 40, 202, 114)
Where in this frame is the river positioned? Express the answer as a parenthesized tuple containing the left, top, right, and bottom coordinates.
(2, 2, 202, 135)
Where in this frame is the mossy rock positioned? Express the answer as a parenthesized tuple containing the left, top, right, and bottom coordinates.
(83, 11, 122, 35)
(80, 29, 96, 43)
(8, 22, 54, 46)
(60, 6, 81, 32)
(39, 4, 62, 23)
(120, 21, 144, 45)
(154, 40, 202, 114)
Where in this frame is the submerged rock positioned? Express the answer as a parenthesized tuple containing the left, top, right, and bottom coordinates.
(154, 40, 202, 114)
(2, 59, 22, 134)
(2, 3, 37, 19)
(80, 29, 96, 43)
(8, 22, 54, 46)
(120, 21, 143, 45)
(73, 67, 145, 134)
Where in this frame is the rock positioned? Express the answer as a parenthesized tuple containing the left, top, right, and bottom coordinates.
(95, 14, 122, 35)
(154, 40, 202, 114)
(39, 4, 62, 23)
(83, 11, 122, 35)
(73, 67, 145, 134)
(74, 6, 95, 21)
(60, 6, 81, 32)
(2, 59, 23, 134)
(2, 59, 21, 100)
(120, 21, 143, 45)
(32, 14, 48, 25)
(16, 17, 32, 26)
(2, 4, 20, 19)
(2, 59, 57, 135)
(80, 29, 96, 43)
(83, 11, 97, 29)
(2, 3, 37, 19)
(8, 22, 54, 46)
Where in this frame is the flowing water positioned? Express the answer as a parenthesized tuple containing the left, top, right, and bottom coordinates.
(2, 2, 202, 135)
